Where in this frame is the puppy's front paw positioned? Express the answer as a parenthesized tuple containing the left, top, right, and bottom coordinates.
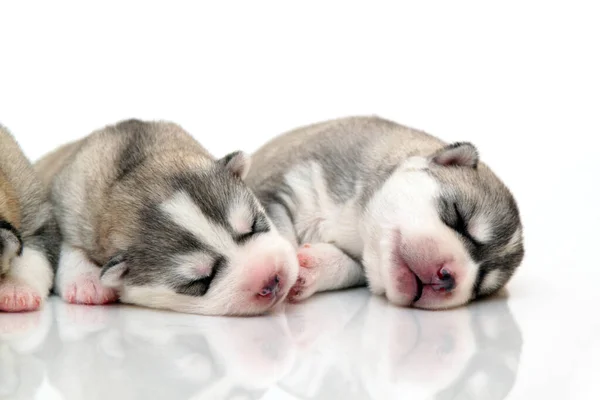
(0, 279, 42, 312)
(287, 243, 328, 303)
(62, 273, 118, 305)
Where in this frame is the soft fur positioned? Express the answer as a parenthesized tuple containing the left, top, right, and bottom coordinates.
(246, 116, 524, 309)
(35, 120, 298, 316)
(0, 125, 60, 312)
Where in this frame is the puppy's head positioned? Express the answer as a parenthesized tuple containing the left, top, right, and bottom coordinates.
(364, 143, 524, 309)
(100, 151, 299, 316)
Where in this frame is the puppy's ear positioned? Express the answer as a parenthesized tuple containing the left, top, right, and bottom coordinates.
(100, 253, 128, 288)
(0, 221, 23, 258)
(431, 142, 479, 168)
(218, 151, 251, 180)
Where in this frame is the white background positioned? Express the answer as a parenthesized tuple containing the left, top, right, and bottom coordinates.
(1, 1, 599, 398)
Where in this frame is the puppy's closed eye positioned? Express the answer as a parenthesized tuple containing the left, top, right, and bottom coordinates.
(177, 256, 225, 296)
(442, 202, 481, 247)
(234, 216, 270, 244)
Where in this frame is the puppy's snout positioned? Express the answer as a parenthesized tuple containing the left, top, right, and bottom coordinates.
(432, 267, 456, 292)
(258, 275, 281, 298)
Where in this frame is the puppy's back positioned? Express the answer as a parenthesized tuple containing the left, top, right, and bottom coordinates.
(35, 139, 84, 189)
(0, 126, 53, 237)
(36, 119, 214, 261)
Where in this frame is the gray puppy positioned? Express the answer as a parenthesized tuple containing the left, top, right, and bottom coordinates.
(246, 116, 524, 309)
(35, 120, 298, 316)
(0, 125, 59, 312)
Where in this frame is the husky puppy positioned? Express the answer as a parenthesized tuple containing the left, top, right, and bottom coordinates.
(0, 126, 60, 312)
(246, 116, 524, 309)
(35, 120, 298, 316)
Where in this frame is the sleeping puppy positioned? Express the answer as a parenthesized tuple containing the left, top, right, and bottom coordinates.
(246, 116, 524, 309)
(0, 125, 60, 312)
(35, 119, 298, 316)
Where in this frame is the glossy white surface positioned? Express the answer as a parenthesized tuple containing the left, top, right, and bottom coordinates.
(0, 266, 598, 400)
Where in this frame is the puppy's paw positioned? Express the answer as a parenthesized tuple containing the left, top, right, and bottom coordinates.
(62, 273, 118, 305)
(0, 279, 42, 312)
(287, 243, 333, 303)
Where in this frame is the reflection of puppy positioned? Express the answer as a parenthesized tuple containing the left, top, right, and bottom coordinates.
(276, 291, 521, 400)
(278, 289, 371, 399)
(52, 301, 115, 342)
(119, 308, 296, 399)
(44, 301, 296, 400)
(285, 289, 369, 350)
(360, 293, 522, 400)
(0, 305, 53, 400)
(435, 296, 523, 400)
(44, 303, 186, 400)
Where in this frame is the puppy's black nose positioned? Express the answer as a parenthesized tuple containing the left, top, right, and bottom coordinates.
(433, 267, 455, 292)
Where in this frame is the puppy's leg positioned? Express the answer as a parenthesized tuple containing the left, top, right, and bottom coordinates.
(0, 246, 53, 312)
(288, 243, 366, 302)
(55, 244, 118, 305)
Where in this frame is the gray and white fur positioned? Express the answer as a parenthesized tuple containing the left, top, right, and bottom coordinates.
(35, 120, 298, 316)
(0, 125, 60, 312)
(246, 116, 524, 309)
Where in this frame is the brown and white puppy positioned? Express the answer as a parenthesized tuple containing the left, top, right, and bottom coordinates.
(35, 120, 298, 316)
(0, 125, 60, 312)
(246, 116, 525, 310)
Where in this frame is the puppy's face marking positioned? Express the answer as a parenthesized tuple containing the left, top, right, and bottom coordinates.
(100, 153, 299, 316)
(364, 143, 524, 310)
(228, 202, 255, 237)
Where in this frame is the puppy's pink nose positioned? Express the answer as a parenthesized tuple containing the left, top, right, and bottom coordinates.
(258, 275, 281, 298)
(432, 267, 456, 292)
